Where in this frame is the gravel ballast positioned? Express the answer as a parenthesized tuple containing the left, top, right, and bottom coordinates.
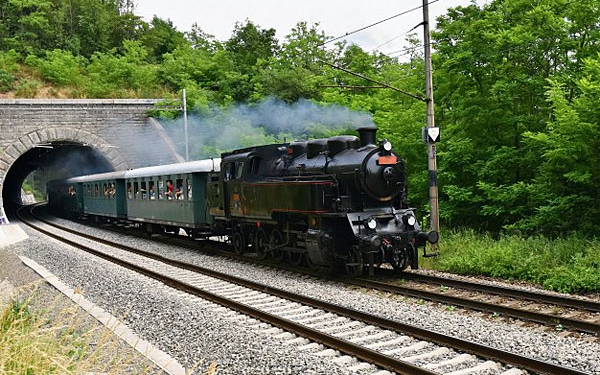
(13, 225, 354, 375)
(43, 214, 600, 375)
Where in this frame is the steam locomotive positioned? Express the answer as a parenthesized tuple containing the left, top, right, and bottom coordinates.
(48, 125, 438, 276)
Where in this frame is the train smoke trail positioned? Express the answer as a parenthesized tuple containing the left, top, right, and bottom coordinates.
(161, 97, 376, 160)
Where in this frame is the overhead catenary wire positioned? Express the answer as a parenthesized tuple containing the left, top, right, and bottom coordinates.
(320, 0, 443, 47)
(320, 60, 426, 102)
(371, 21, 427, 53)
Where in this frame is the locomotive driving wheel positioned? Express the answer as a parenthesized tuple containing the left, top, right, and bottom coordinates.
(269, 229, 285, 263)
(344, 248, 364, 277)
(391, 247, 411, 273)
(232, 228, 246, 255)
(305, 252, 320, 270)
(287, 251, 303, 266)
(254, 227, 268, 260)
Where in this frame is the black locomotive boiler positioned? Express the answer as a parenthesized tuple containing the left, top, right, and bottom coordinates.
(207, 125, 439, 275)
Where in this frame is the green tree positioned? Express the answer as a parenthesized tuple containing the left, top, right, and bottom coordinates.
(517, 55, 600, 234)
(432, 0, 600, 232)
(141, 16, 187, 62)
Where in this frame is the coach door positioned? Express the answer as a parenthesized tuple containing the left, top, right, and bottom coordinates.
(222, 161, 235, 218)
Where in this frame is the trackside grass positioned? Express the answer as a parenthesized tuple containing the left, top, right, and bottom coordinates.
(0, 284, 157, 374)
(422, 230, 600, 294)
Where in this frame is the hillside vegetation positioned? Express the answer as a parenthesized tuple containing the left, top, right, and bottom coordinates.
(1, 0, 599, 290)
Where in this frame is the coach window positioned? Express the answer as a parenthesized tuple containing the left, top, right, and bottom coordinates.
(235, 162, 244, 180)
(166, 179, 175, 200)
(158, 180, 164, 199)
(127, 182, 132, 199)
(141, 181, 147, 199)
(175, 178, 184, 200)
(95, 184, 99, 198)
(134, 182, 139, 199)
(187, 179, 192, 200)
(149, 181, 155, 200)
(86, 184, 90, 197)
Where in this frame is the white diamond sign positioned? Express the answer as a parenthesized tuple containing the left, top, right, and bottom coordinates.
(427, 127, 440, 142)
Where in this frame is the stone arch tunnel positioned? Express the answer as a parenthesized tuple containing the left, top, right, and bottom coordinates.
(0, 99, 184, 220)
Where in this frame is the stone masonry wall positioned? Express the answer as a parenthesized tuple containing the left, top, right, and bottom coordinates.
(0, 99, 183, 215)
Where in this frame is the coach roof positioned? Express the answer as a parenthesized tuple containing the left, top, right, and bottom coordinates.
(124, 158, 221, 179)
(62, 158, 221, 183)
(65, 171, 128, 183)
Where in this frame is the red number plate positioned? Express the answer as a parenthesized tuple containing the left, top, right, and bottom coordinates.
(378, 155, 397, 165)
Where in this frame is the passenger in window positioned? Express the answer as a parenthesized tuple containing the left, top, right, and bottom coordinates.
(149, 182, 155, 200)
(110, 183, 116, 197)
(166, 180, 174, 200)
(176, 181, 184, 200)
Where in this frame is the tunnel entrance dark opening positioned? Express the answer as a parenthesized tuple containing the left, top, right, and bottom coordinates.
(2, 142, 113, 216)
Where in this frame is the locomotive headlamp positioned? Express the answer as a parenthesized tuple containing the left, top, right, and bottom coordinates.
(366, 218, 377, 230)
(403, 215, 416, 227)
(381, 140, 393, 152)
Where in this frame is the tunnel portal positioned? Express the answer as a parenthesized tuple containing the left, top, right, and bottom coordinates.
(2, 142, 113, 215)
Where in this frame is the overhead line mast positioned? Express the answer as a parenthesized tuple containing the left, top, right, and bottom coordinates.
(422, 0, 441, 250)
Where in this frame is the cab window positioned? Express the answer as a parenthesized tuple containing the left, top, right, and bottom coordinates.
(235, 162, 244, 179)
(249, 157, 261, 175)
(224, 163, 234, 181)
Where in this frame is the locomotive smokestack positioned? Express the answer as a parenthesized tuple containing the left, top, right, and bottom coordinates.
(357, 126, 377, 147)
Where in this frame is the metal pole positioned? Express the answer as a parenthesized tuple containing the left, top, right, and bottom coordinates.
(182, 88, 189, 161)
(423, 0, 440, 241)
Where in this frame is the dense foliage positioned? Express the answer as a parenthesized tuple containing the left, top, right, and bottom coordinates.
(423, 230, 600, 294)
(1, 0, 599, 239)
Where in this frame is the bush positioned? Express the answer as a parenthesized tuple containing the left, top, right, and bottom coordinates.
(423, 229, 600, 294)
(14, 78, 42, 98)
(86, 41, 162, 98)
(0, 69, 15, 92)
(25, 49, 86, 86)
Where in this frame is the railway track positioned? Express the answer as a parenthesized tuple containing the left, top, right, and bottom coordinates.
(19, 204, 591, 375)
(35, 205, 600, 337)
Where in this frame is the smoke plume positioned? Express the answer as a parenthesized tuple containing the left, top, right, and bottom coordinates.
(162, 97, 376, 160)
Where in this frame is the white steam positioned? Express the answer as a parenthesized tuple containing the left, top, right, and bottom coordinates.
(162, 97, 375, 160)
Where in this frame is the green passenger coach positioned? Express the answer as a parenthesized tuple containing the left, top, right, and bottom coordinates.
(123, 159, 220, 235)
(68, 171, 127, 219)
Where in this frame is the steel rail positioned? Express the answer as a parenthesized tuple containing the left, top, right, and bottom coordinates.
(343, 278, 600, 336)
(397, 272, 600, 313)
(18, 206, 435, 375)
(26, 205, 590, 375)
(39, 206, 600, 336)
